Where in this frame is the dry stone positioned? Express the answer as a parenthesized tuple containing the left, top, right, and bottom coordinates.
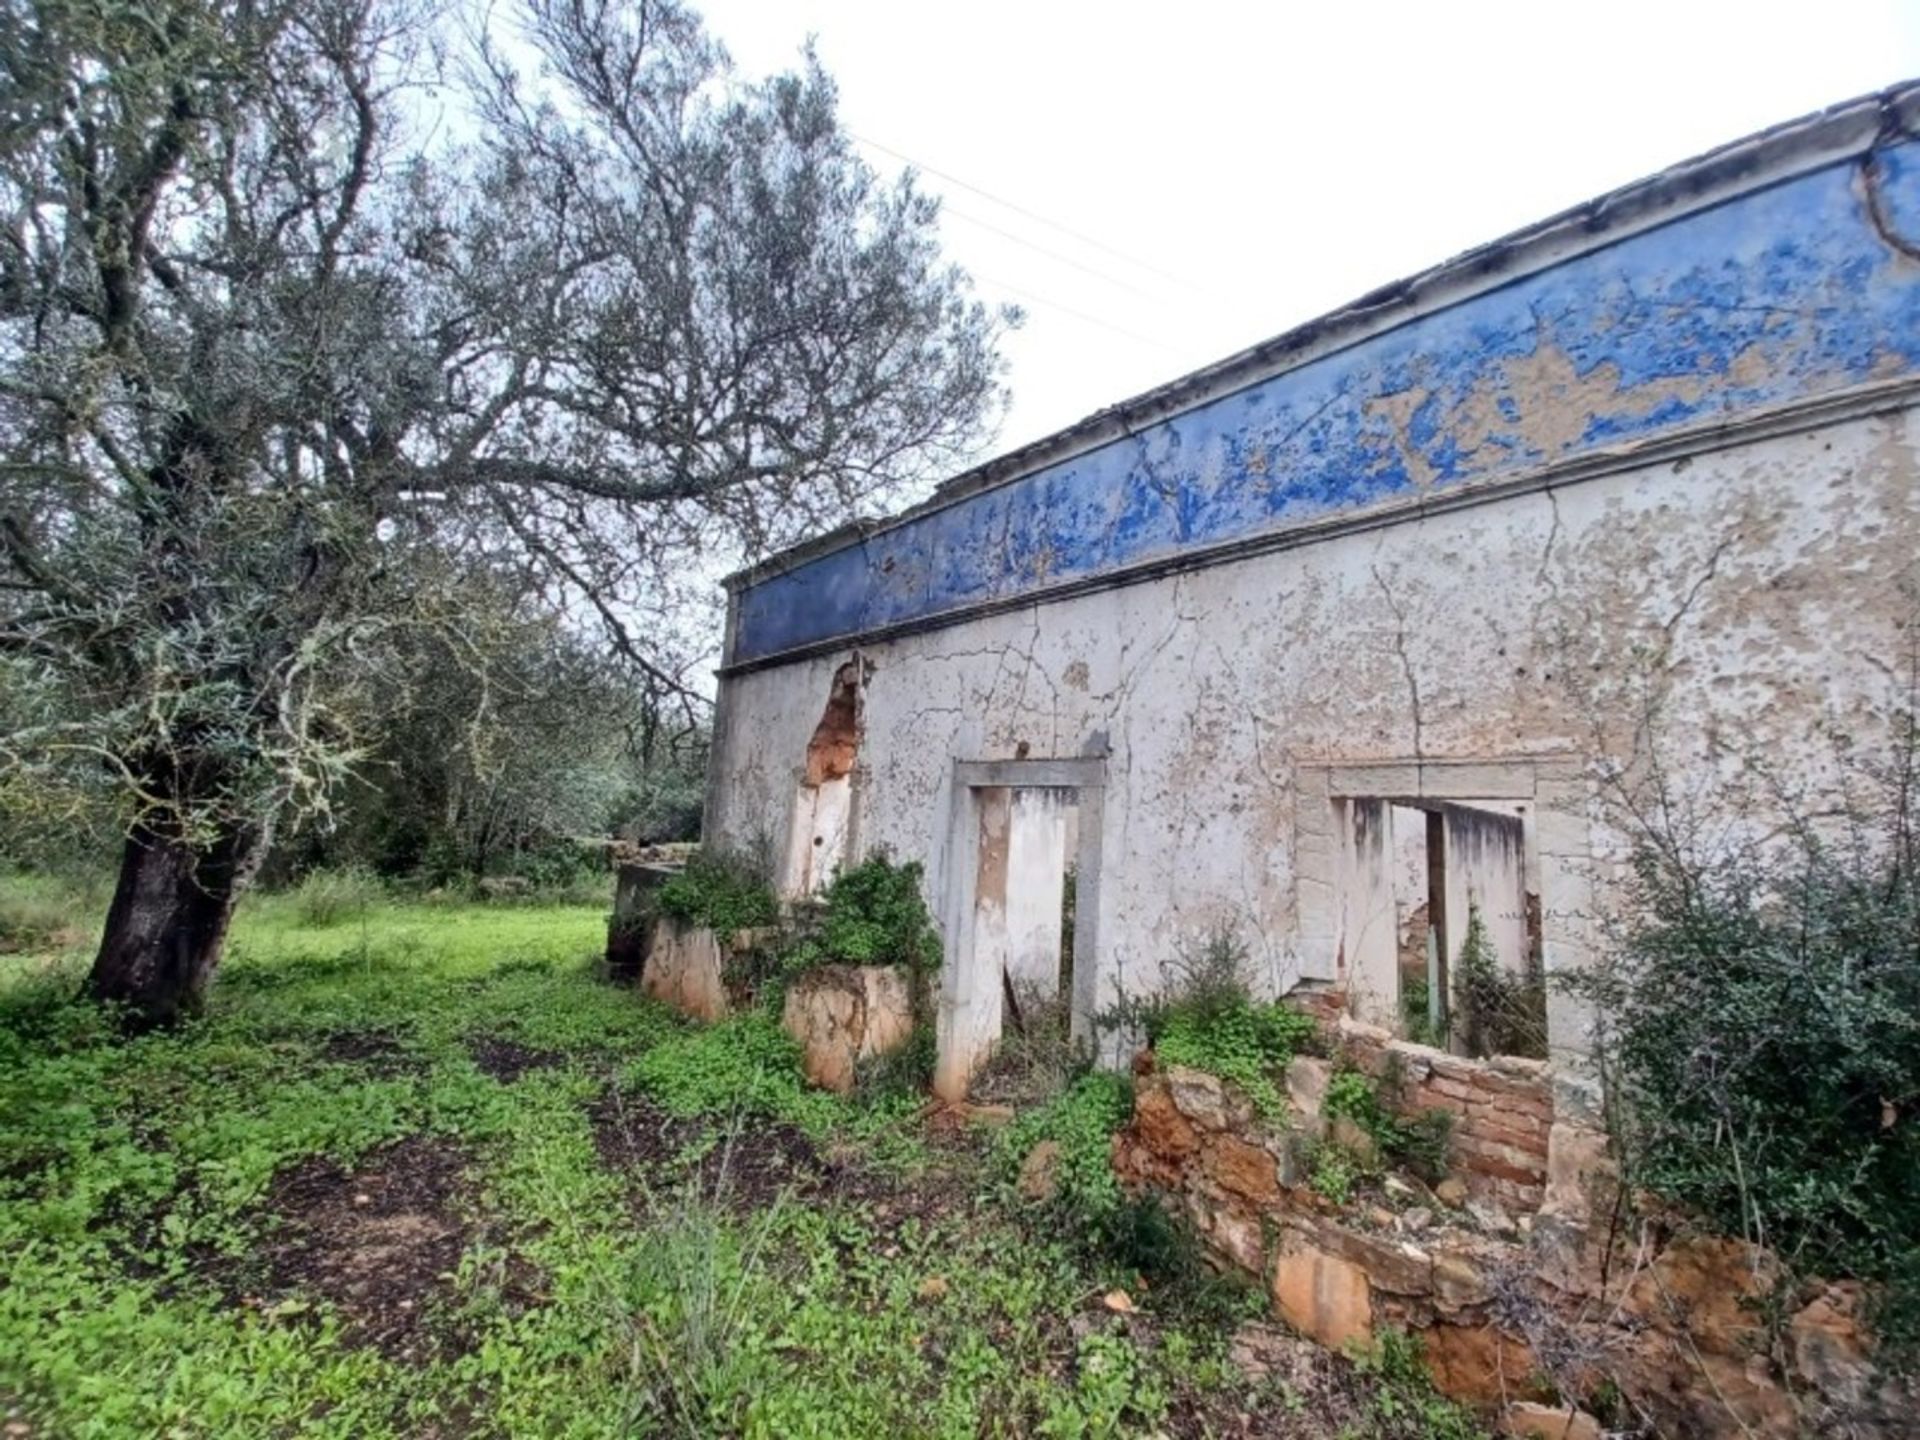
(1271, 1232, 1372, 1351)
(779, 963, 918, 1095)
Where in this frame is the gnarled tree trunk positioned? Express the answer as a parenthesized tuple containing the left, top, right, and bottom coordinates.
(85, 816, 264, 1029)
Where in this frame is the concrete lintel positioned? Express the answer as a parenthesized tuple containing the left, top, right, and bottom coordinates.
(954, 757, 1106, 791)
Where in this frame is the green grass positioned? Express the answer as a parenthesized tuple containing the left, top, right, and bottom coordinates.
(0, 877, 1261, 1439)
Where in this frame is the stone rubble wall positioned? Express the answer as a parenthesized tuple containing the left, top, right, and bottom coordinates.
(1334, 1014, 1552, 1214)
(627, 914, 919, 1095)
(1112, 1055, 1910, 1439)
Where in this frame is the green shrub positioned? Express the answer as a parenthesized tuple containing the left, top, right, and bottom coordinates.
(1001, 1071, 1133, 1233)
(628, 1012, 839, 1133)
(782, 854, 939, 974)
(1582, 809, 1920, 1366)
(1352, 1330, 1491, 1439)
(655, 850, 778, 934)
(1112, 929, 1316, 1120)
(1452, 903, 1546, 1060)
(1322, 1064, 1452, 1180)
(290, 866, 383, 926)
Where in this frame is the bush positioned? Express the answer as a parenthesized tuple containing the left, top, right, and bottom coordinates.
(1105, 929, 1316, 1120)
(628, 1012, 839, 1133)
(1583, 754, 1920, 1365)
(1001, 1071, 1134, 1234)
(655, 850, 778, 934)
(1452, 903, 1546, 1060)
(782, 854, 939, 975)
(290, 866, 383, 926)
(1323, 1064, 1452, 1180)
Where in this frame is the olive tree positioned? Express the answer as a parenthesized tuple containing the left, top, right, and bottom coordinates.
(0, 0, 1008, 1024)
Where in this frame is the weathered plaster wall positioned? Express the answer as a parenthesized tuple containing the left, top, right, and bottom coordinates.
(728, 131, 1920, 666)
(708, 402, 1920, 1055)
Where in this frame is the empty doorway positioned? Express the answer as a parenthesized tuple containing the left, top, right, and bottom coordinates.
(934, 758, 1104, 1102)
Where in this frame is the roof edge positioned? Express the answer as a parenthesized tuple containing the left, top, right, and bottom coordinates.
(724, 79, 1920, 594)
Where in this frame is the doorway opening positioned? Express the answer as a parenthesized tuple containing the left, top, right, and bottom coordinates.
(935, 758, 1104, 1102)
(1335, 795, 1544, 1057)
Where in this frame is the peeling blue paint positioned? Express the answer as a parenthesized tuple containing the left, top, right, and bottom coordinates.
(732, 140, 1920, 665)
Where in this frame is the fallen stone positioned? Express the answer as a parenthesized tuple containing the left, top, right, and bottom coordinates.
(1101, 1289, 1135, 1313)
(1435, 1175, 1469, 1207)
(1402, 1205, 1433, 1233)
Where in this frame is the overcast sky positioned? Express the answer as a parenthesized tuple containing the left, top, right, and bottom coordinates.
(697, 0, 1920, 456)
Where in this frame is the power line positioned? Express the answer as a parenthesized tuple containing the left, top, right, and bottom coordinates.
(972, 271, 1182, 354)
(850, 131, 1194, 290)
(943, 203, 1168, 302)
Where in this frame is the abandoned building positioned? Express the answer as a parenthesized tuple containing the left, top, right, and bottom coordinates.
(704, 86, 1920, 1104)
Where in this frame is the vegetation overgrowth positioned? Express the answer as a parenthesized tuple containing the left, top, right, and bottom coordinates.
(0, 874, 1482, 1437)
(1104, 930, 1318, 1120)
(1583, 736, 1920, 1370)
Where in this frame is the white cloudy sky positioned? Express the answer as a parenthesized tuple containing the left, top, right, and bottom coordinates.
(697, 0, 1920, 456)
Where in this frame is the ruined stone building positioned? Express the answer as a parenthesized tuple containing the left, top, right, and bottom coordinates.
(704, 87, 1920, 1103)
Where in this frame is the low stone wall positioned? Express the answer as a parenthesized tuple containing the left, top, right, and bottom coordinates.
(780, 965, 917, 1094)
(1112, 1057, 1909, 1438)
(632, 915, 919, 1095)
(1336, 1017, 1552, 1215)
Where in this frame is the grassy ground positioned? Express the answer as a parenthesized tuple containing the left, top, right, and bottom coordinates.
(0, 877, 1485, 1439)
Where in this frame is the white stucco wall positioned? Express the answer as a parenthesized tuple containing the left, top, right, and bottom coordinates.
(707, 405, 1920, 1063)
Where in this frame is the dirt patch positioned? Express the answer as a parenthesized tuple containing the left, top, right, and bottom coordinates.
(466, 1034, 563, 1083)
(315, 1028, 421, 1079)
(236, 1134, 474, 1361)
(587, 1087, 881, 1212)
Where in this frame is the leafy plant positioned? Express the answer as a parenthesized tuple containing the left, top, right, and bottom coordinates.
(1322, 1064, 1452, 1181)
(1452, 903, 1546, 1060)
(655, 850, 780, 935)
(629, 1012, 837, 1133)
(1114, 930, 1317, 1121)
(1352, 1330, 1491, 1439)
(782, 855, 939, 975)
(1310, 1143, 1360, 1205)
(1001, 1071, 1134, 1233)
(1581, 749, 1920, 1368)
(1037, 1330, 1168, 1438)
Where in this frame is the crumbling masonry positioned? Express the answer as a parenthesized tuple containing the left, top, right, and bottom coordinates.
(702, 87, 1920, 1429)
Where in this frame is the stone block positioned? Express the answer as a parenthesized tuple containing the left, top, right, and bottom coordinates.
(1431, 1245, 1493, 1312)
(1165, 1065, 1230, 1130)
(641, 918, 730, 1022)
(1207, 1134, 1282, 1205)
(1271, 1233, 1373, 1352)
(1285, 1055, 1331, 1131)
(1132, 1078, 1200, 1161)
(1502, 1401, 1602, 1440)
(780, 963, 918, 1095)
(1421, 1321, 1540, 1406)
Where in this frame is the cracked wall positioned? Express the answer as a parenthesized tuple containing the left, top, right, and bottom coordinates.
(728, 132, 1920, 665)
(707, 405, 1920, 1059)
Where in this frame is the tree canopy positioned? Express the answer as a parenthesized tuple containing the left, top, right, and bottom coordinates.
(0, 0, 1011, 1022)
